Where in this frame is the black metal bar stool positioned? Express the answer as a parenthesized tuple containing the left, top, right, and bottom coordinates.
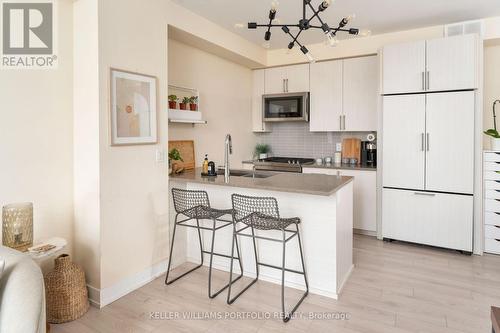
(165, 188, 244, 298)
(226, 193, 309, 322)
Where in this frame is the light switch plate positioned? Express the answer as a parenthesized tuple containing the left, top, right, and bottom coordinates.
(156, 149, 166, 163)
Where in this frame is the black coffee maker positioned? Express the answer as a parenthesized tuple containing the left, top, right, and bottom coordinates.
(361, 141, 377, 166)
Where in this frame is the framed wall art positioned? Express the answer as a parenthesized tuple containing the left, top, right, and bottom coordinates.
(110, 68, 158, 145)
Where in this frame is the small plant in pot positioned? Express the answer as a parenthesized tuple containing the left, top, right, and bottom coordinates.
(168, 148, 183, 175)
(485, 129, 500, 151)
(254, 143, 270, 160)
(168, 95, 178, 109)
(179, 97, 190, 110)
(189, 96, 198, 111)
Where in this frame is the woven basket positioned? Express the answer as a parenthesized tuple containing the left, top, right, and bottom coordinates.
(45, 254, 89, 323)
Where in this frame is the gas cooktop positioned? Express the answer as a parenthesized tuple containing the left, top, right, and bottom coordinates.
(254, 157, 315, 173)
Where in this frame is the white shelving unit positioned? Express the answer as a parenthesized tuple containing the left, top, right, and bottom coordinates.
(168, 84, 206, 125)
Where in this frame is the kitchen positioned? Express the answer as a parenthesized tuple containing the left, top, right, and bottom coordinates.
(167, 2, 484, 323)
(4, 0, 500, 332)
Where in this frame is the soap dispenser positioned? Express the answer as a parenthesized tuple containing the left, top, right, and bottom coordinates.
(202, 154, 209, 175)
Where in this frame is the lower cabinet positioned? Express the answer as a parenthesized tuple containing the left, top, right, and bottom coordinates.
(382, 188, 473, 252)
(302, 167, 377, 233)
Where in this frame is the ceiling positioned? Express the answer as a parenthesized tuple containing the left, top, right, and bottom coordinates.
(172, 0, 500, 49)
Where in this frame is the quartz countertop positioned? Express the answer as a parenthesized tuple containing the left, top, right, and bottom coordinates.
(169, 168, 353, 196)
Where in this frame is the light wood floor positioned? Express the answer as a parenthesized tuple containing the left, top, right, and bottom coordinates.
(52, 235, 500, 333)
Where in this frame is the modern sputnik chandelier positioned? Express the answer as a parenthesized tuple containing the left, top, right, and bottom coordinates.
(245, 0, 370, 62)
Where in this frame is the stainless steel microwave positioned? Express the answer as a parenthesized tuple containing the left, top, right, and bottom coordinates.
(263, 92, 309, 122)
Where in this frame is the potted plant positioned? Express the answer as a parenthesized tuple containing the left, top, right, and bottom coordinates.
(168, 95, 178, 109)
(254, 143, 270, 160)
(485, 129, 500, 151)
(168, 148, 183, 175)
(189, 96, 198, 111)
(179, 97, 190, 110)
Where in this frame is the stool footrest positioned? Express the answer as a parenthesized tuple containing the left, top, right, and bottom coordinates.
(257, 261, 306, 275)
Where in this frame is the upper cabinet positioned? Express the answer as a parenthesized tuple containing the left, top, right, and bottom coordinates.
(310, 55, 379, 132)
(382, 41, 426, 95)
(309, 60, 343, 131)
(265, 64, 309, 94)
(251, 69, 269, 132)
(382, 34, 479, 94)
(426, 34, 478, 92)
(343, 56, 379, 132)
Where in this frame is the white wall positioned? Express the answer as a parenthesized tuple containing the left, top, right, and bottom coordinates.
(0, 0, 74, 254)
(484, 45, 500, 148)
(168, 39, 256, 168)
(98, 0, 170, 292)
(73, 0, 101, 294)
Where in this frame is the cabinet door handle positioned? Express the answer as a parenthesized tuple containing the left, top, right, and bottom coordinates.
(342, 115, 345, 130)
(339, 115, 342, 130)
(283, 79, 285, 93)
(422, 72, 425, 90)
(495, 225, 500, 229)
(426, 71, 430, 90)
(286, 79, 289, 92)
(414, 192, 435, 196)
(421, 133, 425, 151)
(426, 133, 430, 151)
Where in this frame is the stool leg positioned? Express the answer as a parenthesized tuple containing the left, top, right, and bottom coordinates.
(281, 224, 309, 322)
(281, 229, 287, 321)
(227, 225, 259, 305)
(208, 218, 244, 299)
(165, 216, 204, 285)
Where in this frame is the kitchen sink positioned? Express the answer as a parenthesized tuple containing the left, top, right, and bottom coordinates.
(217, 169, 272, 179)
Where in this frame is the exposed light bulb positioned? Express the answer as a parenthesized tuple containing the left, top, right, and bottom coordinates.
(306, 52, 315, 63)
(234, 23, 244, 29)
(300, 45, 315, 63)
(346, 13, 356, 23)
(262, 41, 271, 49)
(359, 29, 372, 37)
(326, 32, 339, 47)
(271, 0, 279, 11)
(323, 0, 332, 7)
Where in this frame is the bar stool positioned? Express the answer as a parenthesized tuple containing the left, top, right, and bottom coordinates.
(165, 188, 243, 298)
(226, 193, 309, 322)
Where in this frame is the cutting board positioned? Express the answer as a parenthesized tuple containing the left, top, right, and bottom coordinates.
(342, 138, 361, 163)
(168, 140, 195, 170)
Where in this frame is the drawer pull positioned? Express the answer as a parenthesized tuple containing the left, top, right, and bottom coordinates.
(414, 192, 435, 196)
(496, 239, 500, 242)
(495, 212, 500, 216)
(495, 225, 500, 229)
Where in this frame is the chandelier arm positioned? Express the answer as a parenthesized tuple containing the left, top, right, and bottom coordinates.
(306, 2, 325, 26)
(286, 30, 305, 49)
(254, 24, 300, 28)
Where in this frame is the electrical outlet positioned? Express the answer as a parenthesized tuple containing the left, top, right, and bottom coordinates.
(336, 143, 342, 152)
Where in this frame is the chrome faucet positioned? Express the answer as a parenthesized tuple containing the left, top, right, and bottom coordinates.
(224, 134, 232, 183)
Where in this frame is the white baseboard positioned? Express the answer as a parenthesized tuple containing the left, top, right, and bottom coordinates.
(97, 259, 169, 308)
(87, 284, 101, 308)
(353, 229, 377, 237)
(336, 264, 354, 297)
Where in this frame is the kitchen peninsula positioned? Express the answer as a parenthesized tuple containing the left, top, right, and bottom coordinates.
(169, 169, 354, 299)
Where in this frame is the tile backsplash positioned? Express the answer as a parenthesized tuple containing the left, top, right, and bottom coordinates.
(256, 122, 376, 158)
